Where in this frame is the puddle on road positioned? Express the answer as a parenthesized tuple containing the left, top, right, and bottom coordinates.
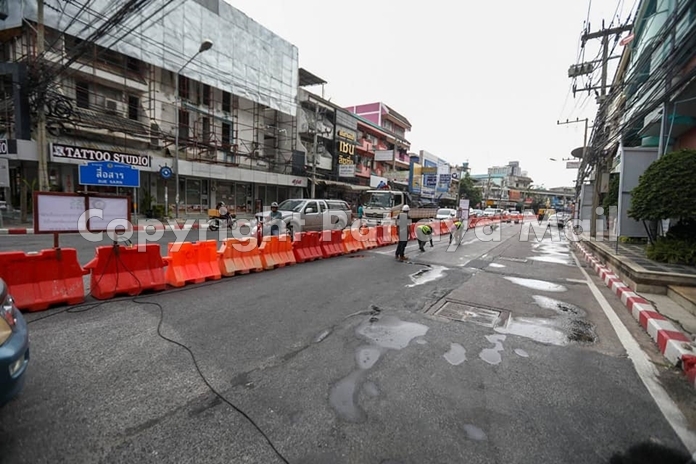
(533, 295, 586, 316)
(479, 334, 506, 365)
(443, 343, 467, 366)
(529, 255, 574, 266)
(356, 315, 429, 350)
(463, 424, 488, 441)
(495, 296, 596, 346)
(495, 317, 568, 346)
(329, 370, 366, 423)
(489, 263, 506, 268)
(363, 381, 380, 398)
(406, 265, 448, 288)
(356, 345, 383, 369)
(514, 348, 529, 358)
(504, 277, 568, 292)
(330, 315, 430, 423)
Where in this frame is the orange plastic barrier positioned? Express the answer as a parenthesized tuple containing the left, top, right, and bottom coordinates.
(292, 232, 323, 263)
(342, 229, 362, 253)
(356, 227, 377, 249)
(375, 225, 392, 246)
(218, 238, 264, 276)
(260, 235, 296, 270)
(164, 241, 221, 287)
(84, 244, 167, 300)
(408, 224, 417, 240)
(0, 248, 88, 312)
(321, 229, 345, 257)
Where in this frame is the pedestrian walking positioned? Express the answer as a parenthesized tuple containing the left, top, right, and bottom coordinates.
(416, 224, 434, 252)
(395, 204, 410, 261)
(357, 202, 364, 227)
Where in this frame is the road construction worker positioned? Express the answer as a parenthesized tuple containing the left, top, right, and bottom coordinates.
(416, 223, 434, 252)
(449, 219, 464, 244)
(395, 204, 410, 261)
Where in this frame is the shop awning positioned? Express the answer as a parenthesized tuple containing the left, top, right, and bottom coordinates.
(315, 179, 371, 191)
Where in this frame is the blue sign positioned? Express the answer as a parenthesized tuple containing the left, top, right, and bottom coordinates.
(424, 174, 437, 187)
(159, 166, 173, 180)
(79, 162, 140, 188)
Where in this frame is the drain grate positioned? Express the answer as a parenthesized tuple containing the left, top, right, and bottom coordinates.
(498, 257, 530, 264)
(435, 302, 503, 328)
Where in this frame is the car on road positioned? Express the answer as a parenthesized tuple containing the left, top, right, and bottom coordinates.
(254, 199, 352, 237)
(0, 278, 29, 406)
(435, 208, 456, 220)
(482, 208, 502, 217)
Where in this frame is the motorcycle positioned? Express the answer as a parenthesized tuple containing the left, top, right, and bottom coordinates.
(207, 213, 237, 232)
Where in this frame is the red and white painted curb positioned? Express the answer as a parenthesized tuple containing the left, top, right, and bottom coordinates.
(0, 223, 211, 235)
(575, 242, 696, 387)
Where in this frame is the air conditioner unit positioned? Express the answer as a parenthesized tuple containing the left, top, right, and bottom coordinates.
(105, 99, 125, 116)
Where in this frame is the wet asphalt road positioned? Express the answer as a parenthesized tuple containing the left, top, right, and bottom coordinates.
(1, 223, 695, 463)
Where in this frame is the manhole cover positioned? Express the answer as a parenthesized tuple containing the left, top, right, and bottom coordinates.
(435, 302, 502, 327)
(498, 257, 529, 263)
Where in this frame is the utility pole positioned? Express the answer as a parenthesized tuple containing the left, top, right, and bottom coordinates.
(566, 21, 632, 239)
(310, 102, 319, 198)
(36, 0, 49, 191)
(557, 118, 590, 160)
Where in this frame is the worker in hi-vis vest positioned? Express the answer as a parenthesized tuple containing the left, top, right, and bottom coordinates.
(416, 224, 434, 252)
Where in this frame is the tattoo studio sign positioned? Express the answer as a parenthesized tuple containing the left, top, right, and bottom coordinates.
(50, 143, 151, 168)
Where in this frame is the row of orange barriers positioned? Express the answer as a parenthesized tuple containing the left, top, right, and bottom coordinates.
(0, 217, 511, 312)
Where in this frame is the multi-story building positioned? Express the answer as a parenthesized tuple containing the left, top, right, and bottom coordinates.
(345, 102, 412, 178)
(471, 161, 533, 209)
(578, 0, 696, 236)
(0, 0, 306, 218)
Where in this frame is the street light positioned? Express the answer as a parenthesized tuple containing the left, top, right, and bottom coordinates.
(174, 39, 213, 219)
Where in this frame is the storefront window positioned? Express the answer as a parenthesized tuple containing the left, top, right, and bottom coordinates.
(278, 187, 288, 203)
(186, 178, 202, 213)
(265, 185, 277, 206)
(236, 183, 249, 213)
(216, 182, 234, 207)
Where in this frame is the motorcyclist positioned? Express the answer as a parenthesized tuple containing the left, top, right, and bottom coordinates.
(216, 201, 235, 226)
(269, 201, 283, 236)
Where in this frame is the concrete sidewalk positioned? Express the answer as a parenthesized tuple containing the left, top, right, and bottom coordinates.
(575, 242, 696, 389)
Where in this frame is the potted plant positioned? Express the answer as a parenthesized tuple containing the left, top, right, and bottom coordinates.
(140, 191, 155, 218)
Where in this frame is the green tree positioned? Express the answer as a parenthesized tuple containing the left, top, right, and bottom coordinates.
(629, 149, 696, 223)
(459, 172, 483, 208)
(603, 173, 620, 211)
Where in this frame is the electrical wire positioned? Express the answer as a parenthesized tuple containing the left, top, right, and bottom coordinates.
(26, 243, 291, 464)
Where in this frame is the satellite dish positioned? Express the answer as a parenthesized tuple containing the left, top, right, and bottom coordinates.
(571, 147, 588, 158)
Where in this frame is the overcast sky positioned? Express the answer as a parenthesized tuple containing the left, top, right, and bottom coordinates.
(226, 0, 638, 188)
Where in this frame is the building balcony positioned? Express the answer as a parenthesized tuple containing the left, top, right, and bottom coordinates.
(355, 164, 371, 178)
(356, 139, 374, 153)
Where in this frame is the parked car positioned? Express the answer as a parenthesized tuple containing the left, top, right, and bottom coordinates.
(0, 278, 29, 406)
(253, 199, 352, 237)
(435, 208, 456, 220)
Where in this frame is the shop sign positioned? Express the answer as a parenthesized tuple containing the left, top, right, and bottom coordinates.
(79, 162, 140, 188)
(292, 178, 304, 185)
(338, 164, 355, 177)
(337, 129, 356, 142)
(51, 143, 151, 168)
(337, 140, 355, 156)
(424, 174, 437, 187)
(421, 166, 437, 175)
(338, 152, 355, 177)
(0, 139, 8, 156)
